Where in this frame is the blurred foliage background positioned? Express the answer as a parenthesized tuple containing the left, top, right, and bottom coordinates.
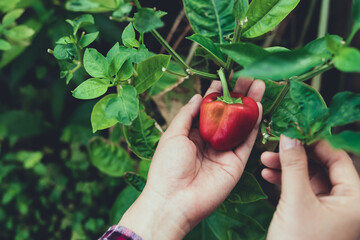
(0, 0, 359, 239)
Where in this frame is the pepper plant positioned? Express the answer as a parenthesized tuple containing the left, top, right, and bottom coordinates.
(49, 0, 360, 238)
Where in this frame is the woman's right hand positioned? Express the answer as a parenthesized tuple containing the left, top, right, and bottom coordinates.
(261, 135, 360, 240)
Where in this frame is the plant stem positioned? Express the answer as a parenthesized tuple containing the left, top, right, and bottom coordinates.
(225, 19, 242, 71)
(298, 0, 317, 47)
(264, 81, 290, 120)
(346, 25, 360, 46)
(151, 30, 189, 70)
(218, 68, 233, 103)
(133, 0, 141, 9)
(163, 68, 188, 78)
(189, 69, 218, 79)
(293, 63, 333, 82)
(311, 0, 330, 91)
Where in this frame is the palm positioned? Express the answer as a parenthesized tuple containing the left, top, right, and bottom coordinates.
(147, 79, 265, 226)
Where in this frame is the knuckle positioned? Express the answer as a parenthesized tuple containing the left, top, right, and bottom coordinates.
(281, 157, 307, 170)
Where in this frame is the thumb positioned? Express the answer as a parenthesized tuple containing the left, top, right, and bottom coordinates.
(279, 135, 313, 200)
(164, 94, 202, 138)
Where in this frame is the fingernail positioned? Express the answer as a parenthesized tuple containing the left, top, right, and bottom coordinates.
(188, 94, 200, 103)
(280, 135, 300, 151)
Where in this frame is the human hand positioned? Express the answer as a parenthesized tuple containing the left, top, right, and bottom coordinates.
(119, 78, 265, 240)
(262, 135, 360, 240)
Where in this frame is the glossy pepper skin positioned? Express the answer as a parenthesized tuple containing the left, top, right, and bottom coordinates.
(199, 92, 259, 151)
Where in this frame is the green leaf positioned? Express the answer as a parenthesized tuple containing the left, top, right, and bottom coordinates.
(84, 48, 110, 78)
(4, 25, 35, 40)
(54, 43, 78, 60)
(239, 49, 325, 81)
(2, 8, 25, 27)
(0, 0, 20, 12)
(187, 34, 226, 66)
(127, 45, 152, 63)
(325, 35, 344, 55)
(118, 59, 133, 80)
(328, 92, 360, 127)
(105, 85, 139, 125)
(91, 94, 118, 133)
(281, 80, 328, 141)
(112, 3, 133, 18)
(122, 23, 140, 48)
(304, 35, 341, 59)
(66, 14, 95, 35)
(220, 42, 269, 67)
(110, 186, 140, 223)
(242, 0, 300, 38)
(233, 0, 249, 20)
(79, 31, 99, 48)
(227, 171, 267, 204)
(135, 54, 171, 94)
(123, 106, 162, 160)
(326, 131, 360, 155)
(88, 137, 134, 177)
(15, 151, 43, 169)
(72, 78, 109, 100)
(133, 8, 164, 33)
(265, 46, 290, 53)
(352, 0, 360, 32)
(203, 210, 266, 240)
(183, 0, 235, 43)
(124, 172, 146, 192)
(106, 43, 131, 76)
(0, 39, 11, 51)
(333, 47, 360, 73)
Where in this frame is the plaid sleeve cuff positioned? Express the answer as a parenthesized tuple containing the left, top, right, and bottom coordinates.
(98, 225, 143, 240)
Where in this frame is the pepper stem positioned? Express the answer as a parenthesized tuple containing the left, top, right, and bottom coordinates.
(218, 68, 233, 103)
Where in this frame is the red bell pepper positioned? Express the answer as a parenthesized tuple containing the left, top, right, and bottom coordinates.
(199, 69, 259, 151)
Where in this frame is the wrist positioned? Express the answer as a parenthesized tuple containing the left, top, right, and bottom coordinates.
(119, 187, 191, 240)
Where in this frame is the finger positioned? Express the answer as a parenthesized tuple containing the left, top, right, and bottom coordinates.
(262, 168, 281, 184)
(205, 80, 222, 96)
(234, 103, 263, 162)
(261, 152, 281, 169)
(164, 94, 202, 138)
(311, 140, 360, 195)
(233, 77, 253, 95)
(279, 135, 314, 199)
(247, 80, 265, 102)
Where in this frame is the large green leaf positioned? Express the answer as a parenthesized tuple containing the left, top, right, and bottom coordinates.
(105, 85, 139, 126)
(183, 0, 235, 43)
(106, 43, 131, 76)
(72, 78, 109, 100)
(227, 171, 267, 204)
(220, 42, 269, 67)
(202, 210, 266, 240)
(333, 47, 360, 73)
(242, 0, 300, 38)
(91, 94, 118, 132)
(238, 49, 325, 81)
(187, 34, 226, 66)
(4, 25, 35, 40)
(88, 137, 134, 177)
(123, 106, 162, 160)
(135, 54, 171, 94)
(326, 131, 360, 155)
(271, 80, 328, 142)
(328, 92, 360, 127)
